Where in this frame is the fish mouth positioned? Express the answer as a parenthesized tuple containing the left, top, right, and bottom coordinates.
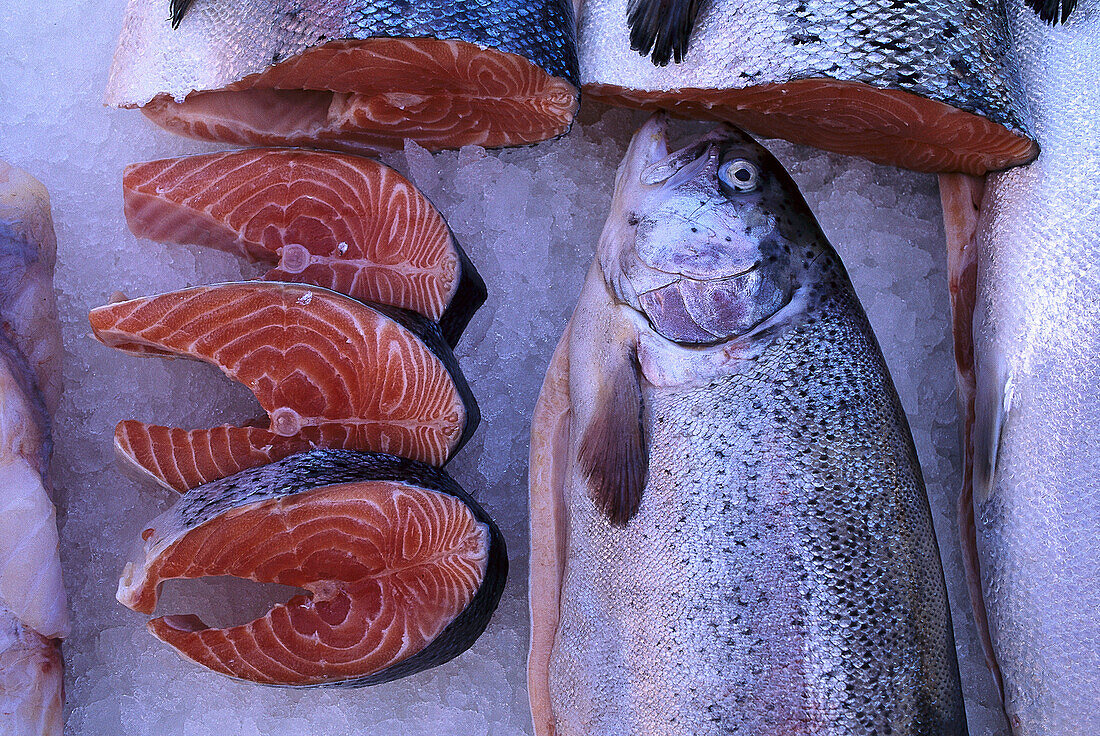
(635, 262, 768, 345)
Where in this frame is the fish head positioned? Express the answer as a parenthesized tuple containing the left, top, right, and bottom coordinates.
(602, 114, 821, 345)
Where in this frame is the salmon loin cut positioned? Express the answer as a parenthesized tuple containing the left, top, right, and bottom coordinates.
(105, 0, 580, 152)
(123, 149, 486, 346)
(89, 282, 479, 493)
(578, 0, 1038, 174)
(117, 450, 508, 687)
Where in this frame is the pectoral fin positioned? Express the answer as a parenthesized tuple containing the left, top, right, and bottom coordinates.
(578, 346, 648, 526)
(972, 359, 1013, 507)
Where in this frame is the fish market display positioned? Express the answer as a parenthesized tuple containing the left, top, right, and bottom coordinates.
(118, 450, 507, 687)
(90, 282, 478, 492)
(0, 161, 67, 735)
(579, 0, 1037, 174)
(124, 149, 486, 347)
(528, 116, 966, 734)
(939, 0, 1100, 731)
(105, 0, 580, 152)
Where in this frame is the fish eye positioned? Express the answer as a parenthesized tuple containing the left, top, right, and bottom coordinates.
(719, 159, 759, 193)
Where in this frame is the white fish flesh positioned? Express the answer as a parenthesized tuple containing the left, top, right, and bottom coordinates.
(0, 161, 67, 736)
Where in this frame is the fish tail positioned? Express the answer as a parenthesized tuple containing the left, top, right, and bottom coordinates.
(1025, 0, 1077, 24)
(169, 0, 194, 29)
(626, 0, 709, 66)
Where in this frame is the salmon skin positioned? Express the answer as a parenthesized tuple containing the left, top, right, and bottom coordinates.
(0, 162, 66, 736)
(528, 116, 967, 735)
(580, 0, 1037, 175)
(89, 281, 479, 492)
(123, 148, 486, 347)
(939, 0, 1100, 732)
(118, 449, 508, 687)
(106, 0, 580, 152)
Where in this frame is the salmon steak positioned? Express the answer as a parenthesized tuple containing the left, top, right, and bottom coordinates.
(578, 0, 1038, 174)
(105, 0, 580, 152)
(117, 449, 507, 687)
(89, 282, 479, 493)
(124, 148, 486, 346)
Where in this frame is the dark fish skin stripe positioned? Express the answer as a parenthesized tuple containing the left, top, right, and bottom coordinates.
(1026, 0, 1077, 23)
(166, 0, 579, 87)
(437, 226, 487, 349)
(365, 300, 481, 456)
(173, 448, 508, 688)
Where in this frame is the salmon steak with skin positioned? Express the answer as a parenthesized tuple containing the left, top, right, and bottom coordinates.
(579, 0, 1038, 174)
(124, 148, 486, 347)
(89, 282, 478, 493)
(117, 450, 508, 687)
(105, 0, 580, 152)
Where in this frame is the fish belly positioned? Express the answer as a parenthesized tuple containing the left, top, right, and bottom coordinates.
(579, 0, 1035, 174)
(966, 2, 1100, 731)
(549, 298, 965, 735)
(0, 162, 65, 735)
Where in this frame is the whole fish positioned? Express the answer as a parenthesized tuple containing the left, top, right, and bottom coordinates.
(528, 115, 967, 735)
(578, 0, 1037, 175)
(0, 161, 67, 736)
(939, 0, 1100, 732)
(105, 0, 579, 152)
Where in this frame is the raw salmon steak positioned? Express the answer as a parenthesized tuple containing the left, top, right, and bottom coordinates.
(579, 0, 1038, 174)
(105, 0, 579, 152)
(89, 282, 479, 493)
(124, 148, 486, 346)
(118, 450, 508, 687)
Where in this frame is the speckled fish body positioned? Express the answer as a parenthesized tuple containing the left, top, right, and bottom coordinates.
(528, 116, 967, 735)
(579, 0, 1037, 175)
(939, 1, 1100, 732)
(106, 0, 580, 151)
(0, 161, 66, 736)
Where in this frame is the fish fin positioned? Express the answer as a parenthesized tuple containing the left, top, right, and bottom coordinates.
(169, 0, 194, 29)
(528, 324, 572, 736)
(626, 0, 709, 66)
(1025, 0, 1077, 23)
(972, 362, 1013, 506)
(578, 346, 648, 526)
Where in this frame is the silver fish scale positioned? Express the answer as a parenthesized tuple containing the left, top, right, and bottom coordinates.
(579, 0, 1031, 137)
(969, 0, 1100, 732)
(107, 0, 577, 105)
(550, 275, 966, 735)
